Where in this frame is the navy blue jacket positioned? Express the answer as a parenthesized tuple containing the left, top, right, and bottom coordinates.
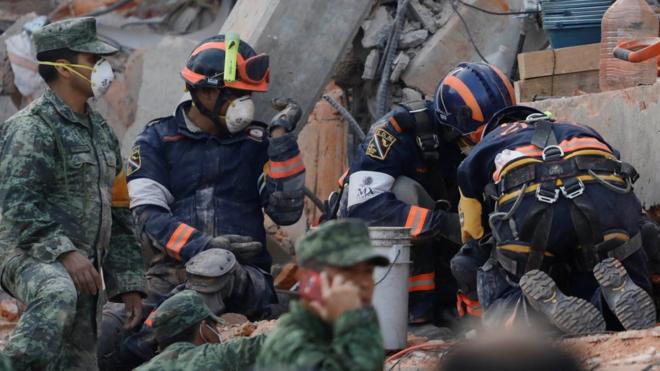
(127, 101, 305, 273)
(346, 102, 463, 237)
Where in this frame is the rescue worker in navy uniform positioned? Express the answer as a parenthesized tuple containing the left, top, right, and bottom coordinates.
(126, 34, 305, 301)
(344, 62, 516, 323)
(452, 103, 656, 333)
(99, 248, 276, 370)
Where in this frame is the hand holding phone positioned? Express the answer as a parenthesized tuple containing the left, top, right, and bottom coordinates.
(306, 272, 362, 323)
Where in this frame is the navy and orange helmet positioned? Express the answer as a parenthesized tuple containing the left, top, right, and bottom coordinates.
(181, 34, 270, 92)
(433, 62, 515, 143)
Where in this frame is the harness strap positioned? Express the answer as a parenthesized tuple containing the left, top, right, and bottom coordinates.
(399, 100, 440, 162)
(530, 119, 558, 148)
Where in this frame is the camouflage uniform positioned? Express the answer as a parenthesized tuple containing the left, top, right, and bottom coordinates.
(256, 219, 388, 371)
(135, 290, 265, 371)
(0, 17, 145, 370)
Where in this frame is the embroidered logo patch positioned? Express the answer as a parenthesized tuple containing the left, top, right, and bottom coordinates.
(366, 128, 397, 160)
(127, 146, 141, 176)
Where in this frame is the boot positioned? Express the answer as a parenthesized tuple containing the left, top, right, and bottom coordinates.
(520, 270, 605, 335)
(593, 258, 656, 330)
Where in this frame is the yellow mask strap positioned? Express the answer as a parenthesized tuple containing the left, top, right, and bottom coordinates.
(37, 61, 94, 83)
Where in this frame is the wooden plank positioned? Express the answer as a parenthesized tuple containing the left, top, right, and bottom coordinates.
(517, 43, 600, 80)
(515, 70, 600, 102)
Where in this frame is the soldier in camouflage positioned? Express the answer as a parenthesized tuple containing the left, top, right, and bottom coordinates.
(135, 289, 265, 371)
(256, 219, 389, 371)
(0, 17, 146, 370)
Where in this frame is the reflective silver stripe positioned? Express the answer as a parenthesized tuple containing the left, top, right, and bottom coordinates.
(128, 178, 174, 210)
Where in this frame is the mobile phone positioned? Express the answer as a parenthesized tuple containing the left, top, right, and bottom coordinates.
(299, 270, 323, 302)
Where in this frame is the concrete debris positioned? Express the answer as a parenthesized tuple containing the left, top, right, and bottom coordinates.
(389, 52, 411, 82)
(409, 0, 438, 33)
(362, 49, 381, 80)
(403, 20, 422, 34)
(401, 87, 423, 102)
(361, 6, 393, 49)
(421, 0, 443, 14)
(399, 29, 428, 49)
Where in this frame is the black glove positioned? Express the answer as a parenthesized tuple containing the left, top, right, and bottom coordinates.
(269, 98, 302, 133)
(207, 235, 262, 261)
(435, 212, 462, 245)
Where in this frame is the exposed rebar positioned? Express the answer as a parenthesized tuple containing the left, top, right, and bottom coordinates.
(375, 0, 410, 118)
(322, 95, 365, 142)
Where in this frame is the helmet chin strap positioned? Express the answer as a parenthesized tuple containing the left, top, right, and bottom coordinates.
(190, 88, 231, 137)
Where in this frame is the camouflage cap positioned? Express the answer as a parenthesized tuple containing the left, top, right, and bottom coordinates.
(152, 290, 221, 342)
(33, 17, 117, 55)
(296, 219, 390, 268)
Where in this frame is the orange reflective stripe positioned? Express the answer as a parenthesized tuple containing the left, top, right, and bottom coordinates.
(559, 137, 612, 153)
(443, 75, 485, 122)
(338, 169, 349, 187)
(408, 272, 435, 292)
(388, 116, 403, 133)
(491, 64, 516, 105)
(166, 224, 196, 261)
(409, 273, 435, 282)
(181, 67, 205, 84)
(404, 206, 430, 237)
(408, 284, 436, 292)
(267, 154, 305, 179)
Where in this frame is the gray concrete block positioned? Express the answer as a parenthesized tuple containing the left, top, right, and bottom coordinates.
(402, 0, 522, 96)
(528, 82, 660, 207)
(399, 29, 428, 49)
(361, 6, 393, 49)
(122, 36, 195, 155)
(362, 49, 380, 80)
(221, 0, 376, 128)
(390, 52, 410, 82)
(402, 87, 423, 102)
(409, 0, 437, 33)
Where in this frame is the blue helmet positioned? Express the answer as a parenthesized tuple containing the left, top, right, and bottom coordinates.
(433, 62, 515, 142)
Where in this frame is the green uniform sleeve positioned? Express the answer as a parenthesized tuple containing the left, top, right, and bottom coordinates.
(103, 139, 147, 301)
(0, 118, 77, 262)
(257, 302, 385, 371)
(103, 207, 147, 301)
(205, 335, 267, 370)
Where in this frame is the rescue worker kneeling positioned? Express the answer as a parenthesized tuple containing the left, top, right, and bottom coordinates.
(454, 106, 655, 334)
(99, 248, 276, 369)
(135, 290, 266, 370)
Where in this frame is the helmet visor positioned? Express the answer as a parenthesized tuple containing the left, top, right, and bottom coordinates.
(241, 54, 269, 83)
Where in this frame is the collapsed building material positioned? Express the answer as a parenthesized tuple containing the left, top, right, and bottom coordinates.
(220, 0, 376, 126)
(402, 0, 523, 95)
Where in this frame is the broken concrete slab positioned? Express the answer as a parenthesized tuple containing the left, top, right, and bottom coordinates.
(361, 6, 393, 49)
(121, 36, 195, 155)
(402, 0, 522, 96)
(528, 82, 660, 207)
(402, 87, 423, 102)
(390, 51, 410, 82)
(362, 49, 380, 80)
(409, 0, 438, 33)
(399, 29, 428, 49)
(221, 0, 376, 127)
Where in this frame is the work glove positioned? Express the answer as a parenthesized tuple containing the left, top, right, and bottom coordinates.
(269, 98, 302, 134)
(433, 212, 462, 245)
(207, 235, 262, 261)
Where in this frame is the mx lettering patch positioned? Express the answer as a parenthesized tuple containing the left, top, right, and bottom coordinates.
(365, 128, 397, 160)
(127, 145, 141, 176)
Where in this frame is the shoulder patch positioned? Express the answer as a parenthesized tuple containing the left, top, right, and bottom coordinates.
(366, 128, 397, 160)
(127, 145, 141, 176)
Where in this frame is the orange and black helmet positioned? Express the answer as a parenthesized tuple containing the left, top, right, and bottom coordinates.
(181, 34, 269, 92)
(433, 62, 515, 143)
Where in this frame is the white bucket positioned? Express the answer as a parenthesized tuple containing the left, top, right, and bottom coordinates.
(369, 227, 411, 350)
